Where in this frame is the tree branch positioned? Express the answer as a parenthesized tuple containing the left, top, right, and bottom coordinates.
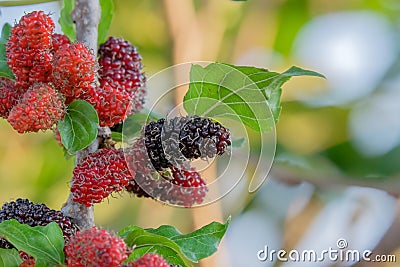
(61, 0, 102, 230)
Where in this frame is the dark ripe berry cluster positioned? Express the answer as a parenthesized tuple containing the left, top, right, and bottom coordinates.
(0, 198, 78, 249)
(144, 116, 231, 171)
(64, 226, 128, 267)
(71, 148, 133, 207)
(98, 36, 145, 94)
(124, 116, 231, 207)
(180, 116, 231, 158)
(144, 118, 172, 171)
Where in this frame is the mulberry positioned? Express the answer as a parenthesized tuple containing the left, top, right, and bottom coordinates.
(7, 83, 65, 133)
(144, 116, 231, 171)
(51, 33, 70, 52)
(179, 116, 231, 159)
(82, 82, 133, 127)
(65, 226, 127, 267)
(125, 253, 169, 267)
(124, 139, 208, 207)
(71, 148, 133, 207)
(165, 166, 208, 207)
(98, 36, 146, 114)
(6, 11, 54, 89)
(0, 198, 78, 249)
(51, 42, 96, 99)
(99, 37, 146, 107)
(0, 78, 23, 118)
(124, 139, 155, 199)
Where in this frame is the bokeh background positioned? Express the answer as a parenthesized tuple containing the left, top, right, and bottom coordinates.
(1, 0, 400, 266)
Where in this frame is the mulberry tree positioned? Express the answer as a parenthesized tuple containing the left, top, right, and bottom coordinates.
(0, 1, 323, 266)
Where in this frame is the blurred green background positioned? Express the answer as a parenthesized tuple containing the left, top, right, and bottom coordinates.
(1, 0, 400, 266)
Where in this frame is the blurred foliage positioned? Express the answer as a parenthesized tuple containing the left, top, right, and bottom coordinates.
(107, 0, 171, 72)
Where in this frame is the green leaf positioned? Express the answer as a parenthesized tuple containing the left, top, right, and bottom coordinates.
(233, 65, 284, 123)
(111, 132, 123, 142)
(120, 219, 230, 265)
(122, 113, 148, 136)
(126, 246, 188, 267)
(184, 63, 273, 133)
(231, 65, 324, 123)
(59, 0, 76, 41)
(0, 23, 14, 79)
(0, 220, 65, 266)
(122, 111, 161, 138)
(0, 249, 23, 267)
(58, 100, 99, 154)
(98, 0, 114, 44)
(183, 63, 324, 132)
(282, 66, 325, 78)
(147, 218, 230, 262)
(0, 24, 12, 45)
(119, 226, 191, 267)
(145, 225, 182, 239)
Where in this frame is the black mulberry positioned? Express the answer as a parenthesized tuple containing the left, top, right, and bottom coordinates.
(0, 198, 79, 249)
(144, 116, 231, 171)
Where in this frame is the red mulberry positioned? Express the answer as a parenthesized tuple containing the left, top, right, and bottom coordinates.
(65, 226, 127, 267)
(81, 82, 133, 127)
(51, 42, 96, 99)
(7, 83, 65, 133)
(165, 166, 208, 207)
(0, 78, 23, 118)
(126, 253, 170, 267)
(6, 11, 54, 89)
(51, 33, 70, 52)
(71, 148, 133, 207)
(125, 139, 208, 207)
(97, 37, 146, 125)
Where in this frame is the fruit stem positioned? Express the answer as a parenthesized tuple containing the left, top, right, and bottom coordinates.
(61, 0, 103, 230)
